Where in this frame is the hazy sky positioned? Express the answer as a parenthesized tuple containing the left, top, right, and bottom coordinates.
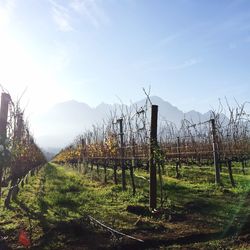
(1, 0, 250, 117)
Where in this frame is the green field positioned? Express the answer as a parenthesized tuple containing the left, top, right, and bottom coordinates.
(0, 163, 249, 249)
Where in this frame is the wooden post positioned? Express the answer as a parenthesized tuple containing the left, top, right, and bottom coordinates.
(0, 93, 11, 197)
(14, 112, 23, 140)
(176, 136, 181, 178)
(241, 160, 246, 175)
(130, 138, 136, 195)
(81, 138, 87, 173)
(104, 159, 107, 184)
(0, 93, 10, 137)
(114, 160, 118, 185)
(177, 136, 181, 165)
(96, 163, 99, 175)
(150, 105, 158, 210)
(211, 119, 221, 185)
(227, 160, 236, 187)
(118, 118, 126, 191)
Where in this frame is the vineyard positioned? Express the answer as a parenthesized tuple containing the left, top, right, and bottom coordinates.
(0, 91, 46, 208)
(0, 91, 250, 249)
(53, 97, 250, 208)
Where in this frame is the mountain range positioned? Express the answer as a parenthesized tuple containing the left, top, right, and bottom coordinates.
(31, 96, 221, 153)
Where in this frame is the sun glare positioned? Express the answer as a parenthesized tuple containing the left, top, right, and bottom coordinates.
(0, 28, 70, 115)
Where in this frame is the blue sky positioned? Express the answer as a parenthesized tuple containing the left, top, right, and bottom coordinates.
(1, 0, 250, 116)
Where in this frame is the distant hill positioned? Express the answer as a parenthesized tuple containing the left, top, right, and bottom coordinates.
(42, 149, 56, 161)
(31, 96, 227, 149)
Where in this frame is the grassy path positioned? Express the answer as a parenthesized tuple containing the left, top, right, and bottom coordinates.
(0, 163, 144, 249)
(0, 163, 249, 249)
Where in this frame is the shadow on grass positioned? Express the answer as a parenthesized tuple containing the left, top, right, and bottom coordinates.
(29, 217, 111, 250)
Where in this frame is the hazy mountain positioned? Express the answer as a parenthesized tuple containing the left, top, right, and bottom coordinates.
(183, 110, 212, 126)
(32, 96, 225, 150)
(135, 96, 184, 126)
(42, 148, 58, 161)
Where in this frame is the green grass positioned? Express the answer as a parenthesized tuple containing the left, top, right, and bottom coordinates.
(0, 162, 249, 249)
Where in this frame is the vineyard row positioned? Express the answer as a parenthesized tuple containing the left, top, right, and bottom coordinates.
(53, 99, 250, 208)
(0, 92, 46, 208)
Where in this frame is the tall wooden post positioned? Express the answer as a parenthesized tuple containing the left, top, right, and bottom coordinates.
(0, 93, 11, 196)
(118, 118, 126, 191)
(150, 105, 158, 210)
(211, 119, 221, 185)
(0, 93, 10, 139)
